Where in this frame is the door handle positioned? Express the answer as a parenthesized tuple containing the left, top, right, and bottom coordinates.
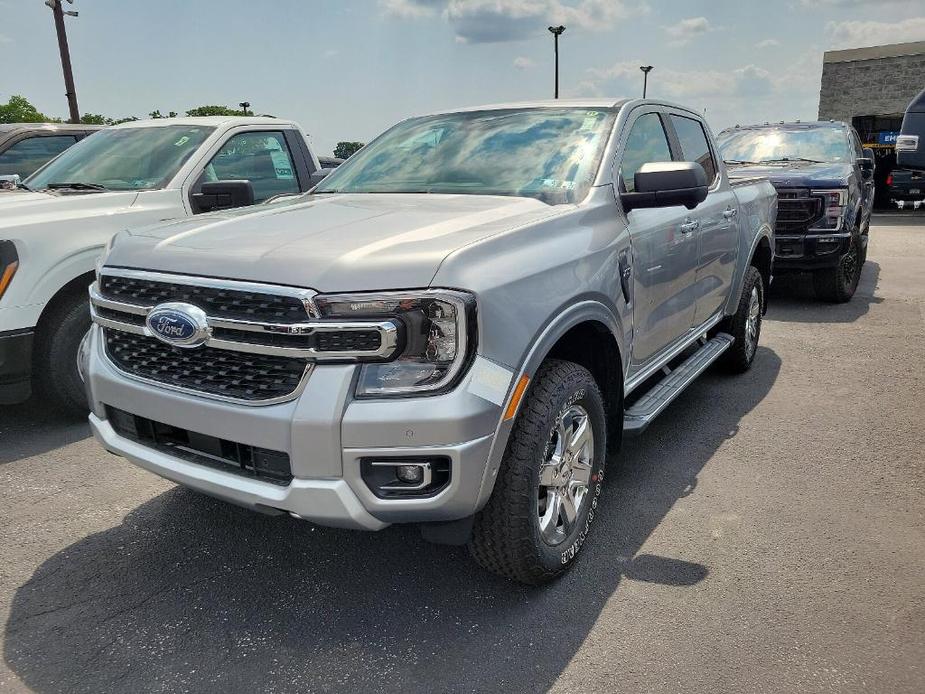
(723, 207, 738, 219)
(679, 219, 700, 234)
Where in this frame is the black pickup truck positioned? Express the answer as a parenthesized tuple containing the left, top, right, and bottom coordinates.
(717, 121, 875, 303)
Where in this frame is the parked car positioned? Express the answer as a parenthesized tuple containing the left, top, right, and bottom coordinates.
(888, 169, 924, 202)
(83, 99, 775, 585)
(717, 121, 874, 302)
(897, 87, 925, 172)
(0, 116, 326, 411)
(0, 122, 102, 185)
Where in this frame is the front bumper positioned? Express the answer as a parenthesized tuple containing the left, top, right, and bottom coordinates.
(0, 329, 33, 404)
(774, 233, 853, 272)
(84, 326, 509, 531)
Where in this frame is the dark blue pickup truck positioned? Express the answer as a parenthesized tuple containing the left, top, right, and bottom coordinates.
(717, 121, 875, 302)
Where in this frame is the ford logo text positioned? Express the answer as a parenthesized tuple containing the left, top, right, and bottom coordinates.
(145, 302, 211, 348)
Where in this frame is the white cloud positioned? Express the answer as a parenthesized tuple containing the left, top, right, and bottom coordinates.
(0, 33, 11, 45)
(381, 0, 650, 43)
(513, 56, 534, 70)
(756, 38, 780, 48)
(662, 17, 713, 45)
(824, 17, 925, 48)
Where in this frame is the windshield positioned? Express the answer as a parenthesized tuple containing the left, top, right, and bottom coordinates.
(315, 108, 616, 204)
(717, 127, 852, 164)
(27, 125, 214, 191)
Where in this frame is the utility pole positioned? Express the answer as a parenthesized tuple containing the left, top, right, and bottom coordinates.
(548, 25, 565, 99)
(640, 65, 653, 98)
(239, 101, 251, 116)
(45, 0, 80, 123)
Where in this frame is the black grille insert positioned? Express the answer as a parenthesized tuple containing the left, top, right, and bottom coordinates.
(104, 329, 308, 402)
(774, 187, 823, 233)
(107, 406, 292, 484)
(100, 274, 309, 322)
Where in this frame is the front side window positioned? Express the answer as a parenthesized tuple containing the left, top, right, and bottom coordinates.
(716, 126, 853, 164)
(620, 113, 672, 192)
(670, 115, 717, 183)
(201, 131, 299, 203)
(27, 125, 214, 191)
(0, 135, 77, 178)
(315, 108, 616, 205)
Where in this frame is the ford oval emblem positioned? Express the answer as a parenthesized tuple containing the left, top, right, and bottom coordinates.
(145, 302, 211, 348)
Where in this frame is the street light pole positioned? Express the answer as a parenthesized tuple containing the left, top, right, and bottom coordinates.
(45, 0, 80, 123)
(239, 101, 251, 116)
(548, 25, 565, 99)
(639, 65, 653, 99)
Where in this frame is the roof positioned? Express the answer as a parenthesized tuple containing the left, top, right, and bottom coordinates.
(823, 40, 925, 64)
(418, 98, 632, 117)
(720, 120, 848, 132)
(110, 116, 294, 129)
(0, 122, 104, 134)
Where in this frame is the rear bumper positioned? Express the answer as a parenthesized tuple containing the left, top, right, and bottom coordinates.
(774, 233, 853, 272)
(0, 329, 33, 404)
(84, 326, 507, 530)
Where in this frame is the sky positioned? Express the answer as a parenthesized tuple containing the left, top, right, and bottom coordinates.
(2, 0, 924, 156)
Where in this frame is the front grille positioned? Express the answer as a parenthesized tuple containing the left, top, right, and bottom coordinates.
(100, 274, 310, 322)
(107, 406, 292, 485)
(774, 187, 823, 233)
(104, 329, 308, 402)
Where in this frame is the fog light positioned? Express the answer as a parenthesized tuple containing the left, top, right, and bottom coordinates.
(396, 464, 424, 484)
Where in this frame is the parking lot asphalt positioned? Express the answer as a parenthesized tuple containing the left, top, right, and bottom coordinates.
(1, 215, 923, 694)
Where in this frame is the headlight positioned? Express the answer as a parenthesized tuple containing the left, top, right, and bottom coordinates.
(314, 289, 476, 397)
(810, 189, 848, 231)
(0, 240, 19, 301)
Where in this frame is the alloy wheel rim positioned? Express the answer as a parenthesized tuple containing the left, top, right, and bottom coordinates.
(745, 286, 760, 359)
(842, 243, 859, 290)
(537, 404, 594, 546)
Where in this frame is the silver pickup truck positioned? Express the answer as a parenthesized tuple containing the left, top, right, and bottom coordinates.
(84, 99, 776, 584)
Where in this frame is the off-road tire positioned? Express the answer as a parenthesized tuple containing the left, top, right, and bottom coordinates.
(35, 293, 91, 416)
(469, 359, 608, 585)
(813, 234, 861, 303)
(720, 265, 763, 374)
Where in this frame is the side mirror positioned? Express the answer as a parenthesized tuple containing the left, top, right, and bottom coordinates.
(309, 168, 334, 188)
(0, 174, 21, 191)
(621, 162, 709, 213)
(191, 180, 255, 213)
(858, 156, 875, 180)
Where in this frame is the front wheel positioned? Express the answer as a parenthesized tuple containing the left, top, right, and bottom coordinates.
(813, 236, 861, 303)
(719, 265, 764, 373)
(35, 293, 91, 416)
(469, 359, 608, 585)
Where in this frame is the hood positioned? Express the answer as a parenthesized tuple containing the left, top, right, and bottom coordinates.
(105, 193, 558, 292)
(726, 160, 853, 189)
(0, 189, 139, 228)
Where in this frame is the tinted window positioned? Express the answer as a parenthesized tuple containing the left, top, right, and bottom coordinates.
(27, 126, 214, 191)
(670, 115, 717, 183)
(202, 131, 300, 203)
(620, 113, 672, 192)
(315, 108, 616, 205)
(0, 135, 78, 178)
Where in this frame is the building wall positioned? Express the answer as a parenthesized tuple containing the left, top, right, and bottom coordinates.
(818, 41, 925, 122)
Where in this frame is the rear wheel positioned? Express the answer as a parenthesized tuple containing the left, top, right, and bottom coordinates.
(813, 235, 861, 303)
(35, 293, 91, 416)
(469, 359, 608, 585)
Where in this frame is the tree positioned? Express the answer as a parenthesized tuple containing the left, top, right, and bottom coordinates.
(80, 113, 108, 125)
(185, 105, 246, 117)
(0, 95, 54, 124)
(334, 141, 364, 159)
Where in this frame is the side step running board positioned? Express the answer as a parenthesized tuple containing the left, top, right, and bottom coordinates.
(623, 332, 734, 436)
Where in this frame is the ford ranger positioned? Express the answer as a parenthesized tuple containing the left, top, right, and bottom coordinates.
(0, 116, 325, 411)
(84, 99, 776, 584)
(717, 121, 874, 303)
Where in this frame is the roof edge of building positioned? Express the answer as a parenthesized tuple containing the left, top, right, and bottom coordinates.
(823, 40, 925, 64)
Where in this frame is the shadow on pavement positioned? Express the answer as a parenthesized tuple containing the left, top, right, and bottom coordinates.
(4, 348, 781, 694)
(766, 261, 881, 324)
(0, 396, 90, 465)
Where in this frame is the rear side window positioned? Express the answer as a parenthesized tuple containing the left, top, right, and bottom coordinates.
(620, 113, 672, 192)
(202, 131, 300, 203)
(0, 135, 78, 178)
(670, 115, 717, 184)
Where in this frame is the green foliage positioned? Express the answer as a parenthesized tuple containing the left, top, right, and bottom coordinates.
(0, 95, 53, 124)
(80, 113, 108, 125)
(185, 105, 246, 117)
(334, 141, 364, 159)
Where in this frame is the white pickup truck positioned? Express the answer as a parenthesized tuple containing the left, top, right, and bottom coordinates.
(0, 116, 325, 412)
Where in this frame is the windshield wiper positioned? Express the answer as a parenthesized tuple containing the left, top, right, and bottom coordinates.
(46, 182, 109, 192)
(725, 159, 762, 165)
(760, 157, 825, 164)
(16, 181, 34, 192)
